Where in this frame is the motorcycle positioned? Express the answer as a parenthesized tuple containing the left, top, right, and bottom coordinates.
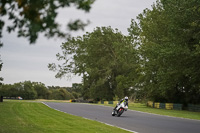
(111, 102, 128, 117)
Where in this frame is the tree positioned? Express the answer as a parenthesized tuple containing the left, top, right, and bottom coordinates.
(0, 83, 7, 102)
(0, 61, 3, 85)
(0, 38, 3, 101)
(49, 27, 139, 100)
(0, 0, 95, 45)
(0, 50, 3, 85)
(50, 88, 73, 100)
(21, 81, 37, 99)
(0, 81, 78, 100)
(71, 83, 83, 93)
(129, 0, 200, 104)
(32, 82, 48, 99)
(0, 84, 19, 98)
(71, 83, 82, 99)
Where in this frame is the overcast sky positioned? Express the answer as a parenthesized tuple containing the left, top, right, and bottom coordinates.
(0, 0, 156, 87)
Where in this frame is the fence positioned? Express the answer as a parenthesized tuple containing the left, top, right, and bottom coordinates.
(97, 101, 118, 105)
(165, 103, 173, 110)
(154, 102, 160, 108)
(188, 104, 200, 112)
(147, 101, 154, 107)
(173, 104, 183, 110)
(70, 99, 200, 112)
(147, 101, 184, 111)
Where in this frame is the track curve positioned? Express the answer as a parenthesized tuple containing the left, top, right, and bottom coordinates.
(43, 102, 200, 133)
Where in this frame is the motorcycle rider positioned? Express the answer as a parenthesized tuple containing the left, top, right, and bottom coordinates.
(113, 96, 128, 112)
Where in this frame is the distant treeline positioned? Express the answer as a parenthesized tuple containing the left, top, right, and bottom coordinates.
(0, 81, 82, 100)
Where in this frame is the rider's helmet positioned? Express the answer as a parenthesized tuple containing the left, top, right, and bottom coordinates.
(124, 96, 128, 101)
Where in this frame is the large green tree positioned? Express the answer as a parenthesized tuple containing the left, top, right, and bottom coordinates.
(129, 0, 200, 104)
(49, 88, 73, 100)
(49, 27, 139, 100)
(32, 82, 48, 99)
(21, 81, 37, 99)
(0, 81, 37, 99)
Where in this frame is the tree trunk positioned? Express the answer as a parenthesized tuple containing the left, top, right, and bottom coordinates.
(0, 96, 3, 102)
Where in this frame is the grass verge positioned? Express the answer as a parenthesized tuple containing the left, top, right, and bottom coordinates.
(0, 100, 131, 133)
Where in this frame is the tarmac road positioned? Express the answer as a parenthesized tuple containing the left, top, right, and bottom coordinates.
(43, 102, 200, 133)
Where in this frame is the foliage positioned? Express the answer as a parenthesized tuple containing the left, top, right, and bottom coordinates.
(128, 0, 200, 104)
(50, 88, 74, 100)
(32, 82, 48, 99)
(49, 27, 139, 100)
(0, 81, 75, 100)
(70, 83, 82, 99)
(0, 0, 95, 44)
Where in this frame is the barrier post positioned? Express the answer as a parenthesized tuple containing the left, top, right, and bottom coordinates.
(154, 102, 160, 108)
(104, 101, 108, 104)
(165, 103, 173, 110)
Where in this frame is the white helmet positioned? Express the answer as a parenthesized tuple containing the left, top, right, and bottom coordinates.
(125, 96, 128, 101)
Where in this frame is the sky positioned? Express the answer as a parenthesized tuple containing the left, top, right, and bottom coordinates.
(0, 0, 156, 87)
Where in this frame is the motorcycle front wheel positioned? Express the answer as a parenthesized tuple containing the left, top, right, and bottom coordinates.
(111, 111, 115, 116)
(117, 108, 124, 117)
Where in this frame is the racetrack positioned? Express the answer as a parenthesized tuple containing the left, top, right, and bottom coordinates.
(43, 102, 200, 133)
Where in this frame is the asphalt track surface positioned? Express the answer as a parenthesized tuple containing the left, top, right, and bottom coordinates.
(43, 102, 200, 133)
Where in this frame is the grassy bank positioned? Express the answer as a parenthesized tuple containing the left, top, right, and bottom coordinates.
(0, 100, 130, 133)
(101, 102, 200, 120)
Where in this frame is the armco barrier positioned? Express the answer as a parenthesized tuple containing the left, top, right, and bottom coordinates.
(108, 101, 113, 104)
(102, 101, 115, 104)
(113, 101, 119, 105)
(147, 101, 154, 107)
(148, 101, 200, 112)
(165, 103, 173, 110)
(154, 102, 160, 108)
(104, 101, 109, 104)
(173, 104, 183, 110)
(159, 103, 165, 109)
(188, 104, 200, 112)
(148, 101, 183, 110)
(98, 101, 118, 104)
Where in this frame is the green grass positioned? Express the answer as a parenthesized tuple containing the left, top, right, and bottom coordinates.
(0, 100, 131, 133)
(100, 102, 200, 120)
